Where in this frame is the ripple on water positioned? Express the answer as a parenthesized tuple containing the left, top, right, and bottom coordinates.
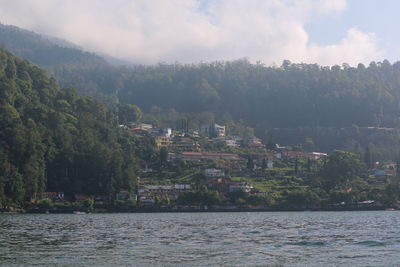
(1, 211, 400, 266)
(355, 240, 388, 247)
(287, 240, 327, 246)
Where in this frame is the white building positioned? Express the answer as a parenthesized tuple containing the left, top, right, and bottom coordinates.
(310, 152, 328, 159)
(228, 183, 253, 193)
(204, 168, 225, 178)
(150, 128, 172, 137)
(201, 124, 226, 137)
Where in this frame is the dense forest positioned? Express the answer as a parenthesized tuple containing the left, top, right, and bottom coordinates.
(0, 48, 148, 206)
(3, 24, 400, 159)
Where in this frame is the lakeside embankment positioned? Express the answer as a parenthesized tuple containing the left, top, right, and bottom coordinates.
(4, 205, 392, 214)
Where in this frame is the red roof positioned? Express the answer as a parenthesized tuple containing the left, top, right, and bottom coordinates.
(204, 153, 238, 157)
(181, 152, 239, 158)
(74, 194, 93, 201)
(181, 152, 202, 156)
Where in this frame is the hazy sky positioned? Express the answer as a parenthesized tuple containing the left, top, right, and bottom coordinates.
(0, 0, 398, 66)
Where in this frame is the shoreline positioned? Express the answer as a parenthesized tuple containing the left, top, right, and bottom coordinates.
(2, 205, 393, 214)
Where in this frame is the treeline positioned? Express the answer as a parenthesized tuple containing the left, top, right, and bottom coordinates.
(0, 49, 148, 206)
(115, 59, 400, 129)
(55, 59, 400, 158)
(4, 24, 400, 158)
(267, 126, 400, 161)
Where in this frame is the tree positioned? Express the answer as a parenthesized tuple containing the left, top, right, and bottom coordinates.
(9, 170, 25, 204)
(159, 147, 168, 168)
(320, 150, 366, 190)
(294, 157, 299, 175)
(385, 177, 400, 203)
(37, 198, 53, 210)
(261, 158, 267, 170)
(306, 158, 312, 172)
(0, 49, 147, 207)
(118, 104, 142, 125)
(83, 198, 94, 211)
(246, 157, 254, 170)
(286, 189, 321, 208)
(364, 145, 373, 169)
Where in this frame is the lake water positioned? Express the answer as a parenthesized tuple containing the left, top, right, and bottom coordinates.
(0, 211, 399, 266)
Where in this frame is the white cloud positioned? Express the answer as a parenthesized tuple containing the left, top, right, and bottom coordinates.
(308, 28, 382, 66)
(0, 0, 383, 65)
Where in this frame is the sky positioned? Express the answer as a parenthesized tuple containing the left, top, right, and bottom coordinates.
(0, 0, 399, 66)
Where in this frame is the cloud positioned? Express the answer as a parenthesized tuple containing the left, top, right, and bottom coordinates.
(308, 28, 382, 66)
(0, 0, 383, 65)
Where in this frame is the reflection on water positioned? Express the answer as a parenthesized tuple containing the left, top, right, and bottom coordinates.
(1, 211, 399, 266)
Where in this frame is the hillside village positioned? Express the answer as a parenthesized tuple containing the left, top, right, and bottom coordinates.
(125, 122, 328, 206)
(27, 121, 400, 213)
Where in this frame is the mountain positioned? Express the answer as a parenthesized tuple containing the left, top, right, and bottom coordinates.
(0, 24, 129, 102)
(2, 24, 400, 160)
(0, 24, 108, 67)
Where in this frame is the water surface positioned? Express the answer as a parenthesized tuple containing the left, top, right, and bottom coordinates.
(1, 211, 399, 266)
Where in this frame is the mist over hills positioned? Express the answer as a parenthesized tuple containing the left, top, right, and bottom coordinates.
(0, 24, 107, 67)
(2, 24, 400, 159)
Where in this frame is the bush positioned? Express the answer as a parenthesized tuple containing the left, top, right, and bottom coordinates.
(37, 198, 54, 209)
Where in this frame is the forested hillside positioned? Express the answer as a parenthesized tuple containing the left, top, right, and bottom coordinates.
(0, 48, 144, 206)
(0, 24, 121, 102)
(3, 24, 400, 159)
(118, 59, 400, 129)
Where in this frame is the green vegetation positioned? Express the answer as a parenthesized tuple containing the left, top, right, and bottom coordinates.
(3, 24, 400, 160)
(225, 150, 400, 209)
(1, 25, 400, 211)
(0, 48, 150, 207)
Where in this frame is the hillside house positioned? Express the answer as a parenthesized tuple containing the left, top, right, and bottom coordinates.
(228, 183, 253, 193)
(170, 136, 199, 151)
(205, 177, 233, 193)
(116, 191, 137, 201)
(310, 152, 328, 159)
(155, 136, 172, 148)
(34, 192, 65, 202)
(138, 184, 192, 204)
(201, 123, 226, 137)
(150, 128, 172, 138)
(74, 194, 94, 202)
(245, 138, 265, 148)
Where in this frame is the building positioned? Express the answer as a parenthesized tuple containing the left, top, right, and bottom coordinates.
(246, 138, 265, 148)
(204, 178, 254, 194)
(283, 151, 310, 159)
(170, 136, 199, 151)
(129, 128, 150, 137)
(74, 194, 94, 202)
(204, 168, 225, 178)
(228, 183, 253, 193)
(225, 139, 241, 147)
(144, 184, 192, 191)
(310, 152, 328, 159)
(172, 152, 240, 162)
(155, 136, 172, 148)
(34, 192, 65, 201)
(116, 191, 138, 201)
(150, 128, 172, 138)
(201, 123, 226, 137)
(136, 123, 153, 130)
(205, 177, 232, 193)
(138, 184, 192, 204)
